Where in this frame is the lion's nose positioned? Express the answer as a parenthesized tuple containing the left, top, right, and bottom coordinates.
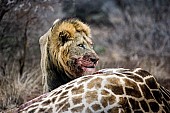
(90, 56, 99, 64)
(83, 53, 99, 64)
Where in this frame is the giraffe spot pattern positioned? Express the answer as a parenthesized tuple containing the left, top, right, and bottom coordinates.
(91, 103, 102, 111)
(135, 69, 151, 77)
(125, 87, 142, 98)
(101, 94, 116, 107)
(71, 84, 84, 95)
(152, 90, 163, 104)
(125, 74, 143, 82)
(107, 107, 119, 113)
(17, 68, 170, 113)
(140, 100, 149, 112)
(87, 77, 102, 89)
(72, 95, 82, 105)
(128, 98, 140, 110)
(149, 101, 160, 112)
(140, 84, 154, 99)
(145, 77, 158, 89)
(105, 84, 124, 95)
(85, 91, 98, 104)
(85, 107, 93, 113)
(106, 77, 121, 85)
(118, 97, 128, 105)
(101, 89, 110, 95)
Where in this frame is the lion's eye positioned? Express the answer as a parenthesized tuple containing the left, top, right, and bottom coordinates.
(77, 44, 85, 49)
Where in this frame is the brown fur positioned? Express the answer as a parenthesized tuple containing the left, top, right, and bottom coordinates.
(39, 18, 99, 92)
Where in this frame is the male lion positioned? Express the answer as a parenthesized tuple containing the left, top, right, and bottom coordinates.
(39, 18, 99, 92)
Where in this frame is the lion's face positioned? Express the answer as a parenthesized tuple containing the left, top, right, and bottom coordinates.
(49, 19, 99, 79)
(60, 32, 99, 78)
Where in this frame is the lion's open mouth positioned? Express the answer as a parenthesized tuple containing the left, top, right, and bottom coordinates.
(71, 54, 99, 76)
(76, 57, 98, 74)
(81, 66, 96, 74)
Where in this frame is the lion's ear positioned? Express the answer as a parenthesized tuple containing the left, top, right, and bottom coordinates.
(59, 30, 71, 46)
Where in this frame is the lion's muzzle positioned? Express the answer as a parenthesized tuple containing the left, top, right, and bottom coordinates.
(82, 53, 99, 67)
(73, 53, 99, 75)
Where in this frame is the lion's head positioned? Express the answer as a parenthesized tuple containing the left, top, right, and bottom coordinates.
(39, 18, 99, 91)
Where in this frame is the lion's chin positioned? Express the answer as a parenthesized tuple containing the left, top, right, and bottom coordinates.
(81, 66, 96, 75)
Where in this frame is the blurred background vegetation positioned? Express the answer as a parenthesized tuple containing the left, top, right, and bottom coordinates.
(0, 0, 170, 112)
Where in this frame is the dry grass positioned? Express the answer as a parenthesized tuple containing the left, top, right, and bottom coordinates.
(0, 66, 42, 112)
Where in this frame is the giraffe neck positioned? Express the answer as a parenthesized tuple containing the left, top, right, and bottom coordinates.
(17, 68, 170, 113)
